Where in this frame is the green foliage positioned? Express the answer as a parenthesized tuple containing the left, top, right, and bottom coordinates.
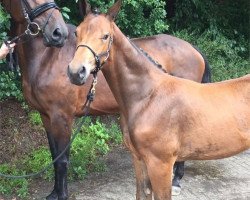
(170, 0, 249, 39)
(0, 4, 10, 42)
(170, 0, 249, 81)
(22, 147, 54, 180)
(173, 29, 249, 82)
(61, 6, 72, 22)
(57, 0, 168, 37)
(91, 0, 168, 37)
(28, 111, 43, 126)
(0, 71, 23, 101)
(0, 4, 10, 63)
(0, 164, 29, 198)
(70, 117, 122, 179)
(0, 5, 24, 101)
(0, 117, 122, 197)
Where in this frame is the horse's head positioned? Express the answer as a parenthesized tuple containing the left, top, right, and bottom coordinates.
(1, 0, 68, 47)
(68, 0, 122, 85)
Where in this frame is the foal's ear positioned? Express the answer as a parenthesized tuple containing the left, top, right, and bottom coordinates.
(106, 0, 122, 21)
(78, 0, 91, 19)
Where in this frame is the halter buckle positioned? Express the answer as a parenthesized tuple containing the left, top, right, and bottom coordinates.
(26, 22, 41, 36)
(90, 77, 98, 94)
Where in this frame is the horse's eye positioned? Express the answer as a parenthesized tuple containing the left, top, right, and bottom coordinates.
(74, 31, 77, 37)
(102, 34, 109, 40)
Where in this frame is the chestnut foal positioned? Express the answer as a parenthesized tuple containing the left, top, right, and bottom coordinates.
(68, 1, 250, 200)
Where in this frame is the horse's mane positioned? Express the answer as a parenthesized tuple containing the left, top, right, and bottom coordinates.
(128, 38, 167, 73)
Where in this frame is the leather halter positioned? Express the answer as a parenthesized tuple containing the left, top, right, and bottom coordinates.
(4, 0, 60, 70)
(76, 36, 113, 75)
(21, 0, 59, 22)
(6, 0, 59, 44)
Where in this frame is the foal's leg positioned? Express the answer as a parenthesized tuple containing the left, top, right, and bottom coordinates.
(145, 155, 176, 200)
(172, 161, 185, 195)
(120, 115, 152, 200)
(41, 113, 73, 200)
(132, 156, 153, 200)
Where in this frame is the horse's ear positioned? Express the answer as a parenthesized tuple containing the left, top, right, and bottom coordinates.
(106, 0, 122, 21)
(78, 0, 91, 19)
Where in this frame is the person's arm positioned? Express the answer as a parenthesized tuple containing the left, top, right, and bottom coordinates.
(0, 42, 16, 60)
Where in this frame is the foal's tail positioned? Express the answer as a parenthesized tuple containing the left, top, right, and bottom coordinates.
(192, 45, 212, 83)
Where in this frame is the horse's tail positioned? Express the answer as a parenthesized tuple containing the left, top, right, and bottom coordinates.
(192, 45, 212, 83)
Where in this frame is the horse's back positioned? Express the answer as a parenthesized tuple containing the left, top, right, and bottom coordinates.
(132, 34, 205, 82)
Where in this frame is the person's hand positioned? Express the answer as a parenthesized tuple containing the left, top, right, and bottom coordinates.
(0, 42, 16, 59)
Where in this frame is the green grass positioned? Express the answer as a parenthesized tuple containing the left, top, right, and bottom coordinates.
(0, 116, 122, 198)
(28, 111, 43, 126)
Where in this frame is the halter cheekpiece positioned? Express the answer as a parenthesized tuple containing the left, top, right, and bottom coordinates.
(76, 36, 113, 75)
(5, 0, 59, 46)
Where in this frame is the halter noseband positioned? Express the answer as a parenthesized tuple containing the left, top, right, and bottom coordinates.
(23, 1, 59, 21)
(5, 0, 59, 46)
(21, 0, 59, 34)
(76, 36, 113, 75)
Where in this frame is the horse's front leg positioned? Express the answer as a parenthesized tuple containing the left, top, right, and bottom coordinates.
(41, 113, 73, 200)
(120, 115, 152, 200)
(132, 156, 153, 200)
(41, 114, 58, 200)
(172, 161, 185, 195)
(146, 155, 176, 200)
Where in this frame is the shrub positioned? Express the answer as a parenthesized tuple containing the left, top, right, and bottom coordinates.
(69, 117, 122, 179)
(0, 71, 23, 101)
(0, 4, 10, 65)
(173, 29, 249, 81)
(28, 111, 43, 126)
(0, 4, 10, 42)
(169, 0, 249, 81)
(0, 164, 29, 198)
(0, 117, 122, 197)
(57, 0, 168, 37)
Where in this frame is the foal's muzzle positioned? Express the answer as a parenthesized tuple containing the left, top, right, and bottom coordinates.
(67, 65, 87, 86)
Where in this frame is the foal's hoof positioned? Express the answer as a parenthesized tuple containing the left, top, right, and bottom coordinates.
(46, 190, 58, 200)
(172, 186, 181, 196)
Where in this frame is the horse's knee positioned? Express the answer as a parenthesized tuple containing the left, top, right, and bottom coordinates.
(56, 156, 69, 172)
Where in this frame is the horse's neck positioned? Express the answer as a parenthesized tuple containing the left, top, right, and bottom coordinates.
(14, 23, 47, 81)
(102, 24, 164, 116)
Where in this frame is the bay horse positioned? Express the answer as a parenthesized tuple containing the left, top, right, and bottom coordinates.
(1, 0, 210, 199)
(67, 1, 250, 200)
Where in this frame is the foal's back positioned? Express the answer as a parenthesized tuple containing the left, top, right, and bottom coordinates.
(156, 74, 250, 161)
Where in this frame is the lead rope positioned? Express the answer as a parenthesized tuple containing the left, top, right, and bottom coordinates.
(0, 75, 98, 179)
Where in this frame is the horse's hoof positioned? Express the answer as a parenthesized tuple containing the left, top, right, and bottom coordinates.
(46, 190, 58, 200)
(58, 196, 68, 200)
(172, 186, 181, 196)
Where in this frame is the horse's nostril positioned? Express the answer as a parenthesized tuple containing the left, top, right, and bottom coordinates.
(79, 67, 86, 79)
(52, 28, 62, 41)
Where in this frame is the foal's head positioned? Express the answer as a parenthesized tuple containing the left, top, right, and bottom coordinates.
(1, 0, 68, 47)
(68, 0, 122, 85)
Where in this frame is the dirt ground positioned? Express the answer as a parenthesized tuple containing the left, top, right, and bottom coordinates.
(1, 100, 250, 200)
(0, 100, 47, 164)
(28, 147, 250, 200)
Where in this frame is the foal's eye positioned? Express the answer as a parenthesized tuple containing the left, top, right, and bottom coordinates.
(102, 34, 109, 40)
(74, 31, 77, 37)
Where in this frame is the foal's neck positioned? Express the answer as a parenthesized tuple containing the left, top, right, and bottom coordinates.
(102, 24, 165, 116)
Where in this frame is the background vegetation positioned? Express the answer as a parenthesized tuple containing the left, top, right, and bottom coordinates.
(0, 0, 249, 198)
